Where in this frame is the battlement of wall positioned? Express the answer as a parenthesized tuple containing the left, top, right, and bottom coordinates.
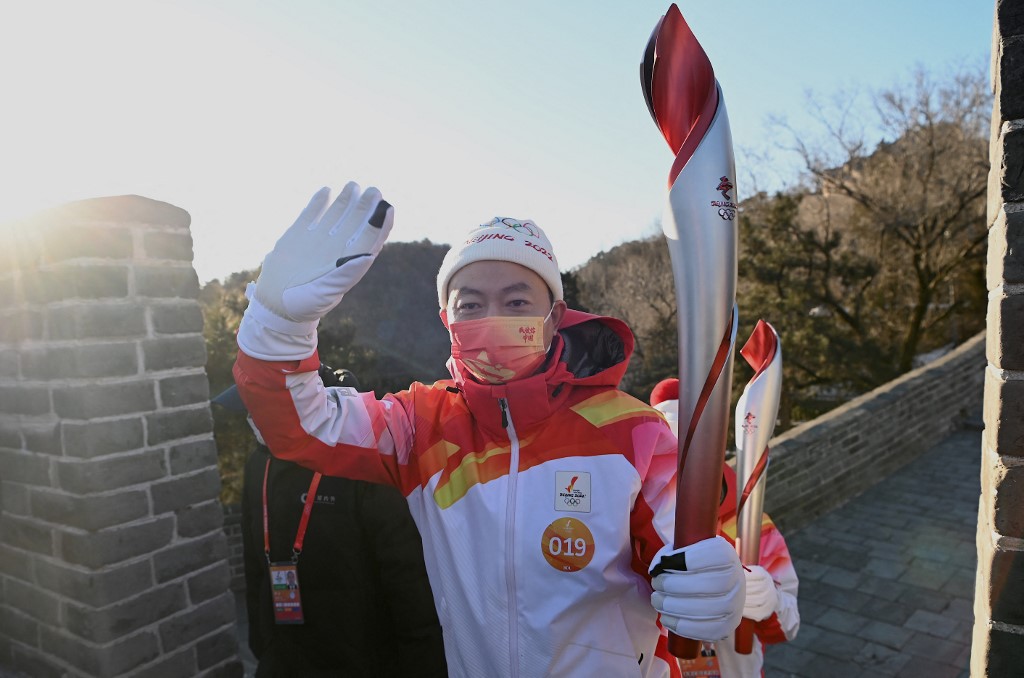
(0, 196, 240, 678)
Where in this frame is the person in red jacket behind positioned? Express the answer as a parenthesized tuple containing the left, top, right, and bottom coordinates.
(651, 378, 800, 678)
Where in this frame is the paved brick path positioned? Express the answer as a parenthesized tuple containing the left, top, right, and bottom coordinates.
(763, 427, 980, 677)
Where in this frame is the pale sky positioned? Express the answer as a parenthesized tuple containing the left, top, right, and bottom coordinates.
(0, 1, 993, 283)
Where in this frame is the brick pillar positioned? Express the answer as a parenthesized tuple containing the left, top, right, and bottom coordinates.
(0, 196, 240, 677)
(974, 2, 1024, 674)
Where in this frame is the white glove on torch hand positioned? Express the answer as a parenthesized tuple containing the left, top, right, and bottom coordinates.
(742, 565, 781, 622)
(238, 182, 394, 360)
(649, 536, 744, 641)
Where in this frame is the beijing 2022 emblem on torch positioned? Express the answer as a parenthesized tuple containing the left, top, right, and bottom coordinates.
(641, 4, 784, 659)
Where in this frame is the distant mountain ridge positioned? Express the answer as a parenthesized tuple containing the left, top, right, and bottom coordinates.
(324, 239, 452, 385)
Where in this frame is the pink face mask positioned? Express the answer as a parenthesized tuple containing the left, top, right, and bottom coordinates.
(449, 312, 551, 384)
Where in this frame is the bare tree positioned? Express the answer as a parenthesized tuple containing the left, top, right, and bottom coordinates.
(573, 234, 678, 396)
(777, 66, 990, 372)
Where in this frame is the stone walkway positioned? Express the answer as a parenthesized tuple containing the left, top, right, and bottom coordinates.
(763, 427, 980, 677)
(233, 426, 982, 677)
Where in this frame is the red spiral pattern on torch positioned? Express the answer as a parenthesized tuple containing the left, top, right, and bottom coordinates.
(737, 450, 769, 518)
(640, 3, 719, 187)
(677, 315, 735, 485)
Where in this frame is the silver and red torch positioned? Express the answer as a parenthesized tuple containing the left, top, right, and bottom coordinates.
(640, 3, 739, 658)
(733, 320, 782, 653)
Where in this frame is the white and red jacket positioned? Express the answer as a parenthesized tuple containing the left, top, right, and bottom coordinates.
(234, 310, 682, 678)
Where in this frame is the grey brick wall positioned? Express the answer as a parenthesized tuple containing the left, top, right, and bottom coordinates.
(759, 333, 985, 533)
(973, 1, 1024, 672)
(221, 504, 245, 592)
(0, 196, 241, 677)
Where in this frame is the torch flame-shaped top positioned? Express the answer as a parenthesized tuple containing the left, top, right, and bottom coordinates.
(740, 319, 780, 381)
(640, 3, 719, 187)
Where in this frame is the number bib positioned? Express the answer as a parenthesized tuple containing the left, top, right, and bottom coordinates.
(541, 517, 595, 572)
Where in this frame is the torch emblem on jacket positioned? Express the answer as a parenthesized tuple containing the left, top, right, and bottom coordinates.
(555, 471, 591, 512)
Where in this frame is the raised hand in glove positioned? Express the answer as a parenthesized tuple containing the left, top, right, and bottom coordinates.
(238, 182, 394, 360)
(741, 565, 780, 622)
(649, 535, 744, 641)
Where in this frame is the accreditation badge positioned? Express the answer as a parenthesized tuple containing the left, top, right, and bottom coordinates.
(269, 563, 305, 624)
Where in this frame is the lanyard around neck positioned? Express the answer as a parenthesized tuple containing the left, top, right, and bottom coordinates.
(262, 458, 323, 564)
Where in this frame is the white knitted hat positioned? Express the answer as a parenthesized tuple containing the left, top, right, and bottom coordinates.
(436, 217, 563, 308)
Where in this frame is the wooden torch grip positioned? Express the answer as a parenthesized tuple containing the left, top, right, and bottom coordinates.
(734, 618, 755, 654)
(667, 634, 701, 660)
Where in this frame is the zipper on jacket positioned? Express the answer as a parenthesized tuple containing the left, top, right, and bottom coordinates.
(499, 397, 520, 678)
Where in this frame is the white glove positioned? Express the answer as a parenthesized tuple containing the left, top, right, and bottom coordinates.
(649, 536, 744, 641)
(238, 182, 394, 360)
(742, 565, 780, 621)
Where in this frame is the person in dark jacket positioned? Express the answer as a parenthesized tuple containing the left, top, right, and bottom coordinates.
(218, 365, 447, 677)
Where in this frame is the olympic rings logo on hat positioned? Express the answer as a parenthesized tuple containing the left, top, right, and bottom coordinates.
(497, 217, 540, 238)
